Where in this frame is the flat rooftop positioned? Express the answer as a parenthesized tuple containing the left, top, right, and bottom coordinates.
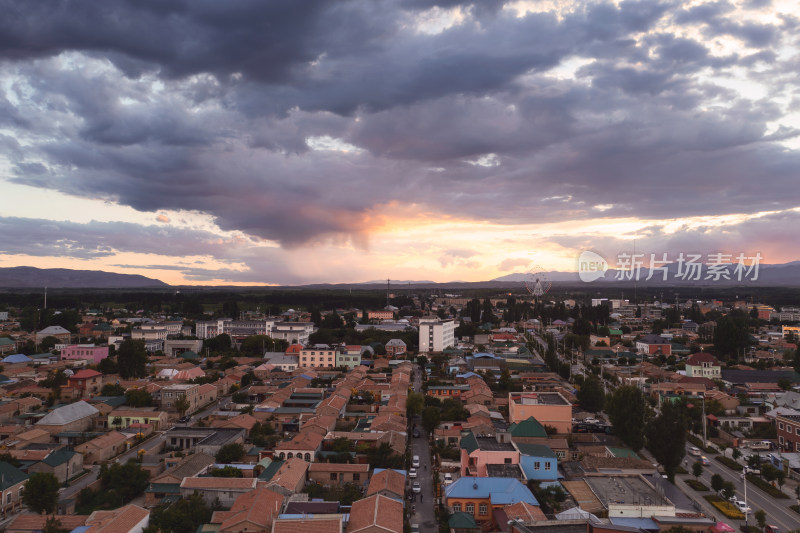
(486, 464, 524, 478)
(476, 437, 516, 452)
(585, 475, 671, 507)
(512, 392, 570, 406)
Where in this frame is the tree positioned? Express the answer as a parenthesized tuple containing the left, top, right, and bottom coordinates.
(215, 443, 245, 463)
(211, 466, 243, 478)
(146, 492, 213, 533)
(117, 339, 148, 379)
(692, 461, 703, 480)
(101, 383, 126, 396)
(710, 473, 723, 493)
(762, 463, 778, 484)
(646, 400, 688, 482)
(39, 336, 60, 352)
(755, 509, 767, 530)
(23, 472, 60, 514)
(422, 406, 441, 434)
(174, 396, 191, 418)
(577, 376, 604, 413)
(606, 386, 648, 450)
(98, 356, 119, 375)
(406, 392, 424, 417)
(721, 480, 735, 500)
(125, 388, 153, 407)
(43, 516, 69, 533)
(776, 466, 786, 490)
(100, 461, 150, 503)
(732, 448, 742, 460)
(365, 442, 404, 470)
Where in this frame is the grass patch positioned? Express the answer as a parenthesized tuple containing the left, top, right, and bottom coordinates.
(687, 434, 717, 454)
(715, 456, 743, 471)
(745, 474, 789, 499)
(676, 466, 688, 474)
(790, 504, 800, 515)
(703, 495, 745, 520)
(685, 479, 708, 491)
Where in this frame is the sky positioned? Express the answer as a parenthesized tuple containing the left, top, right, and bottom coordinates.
(1, 0, 799, 286)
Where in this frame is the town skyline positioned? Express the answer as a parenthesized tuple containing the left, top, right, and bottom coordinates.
(1, 0, 799, 285)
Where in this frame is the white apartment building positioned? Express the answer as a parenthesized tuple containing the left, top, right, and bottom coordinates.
(195, 319, 314, 345)
(419, 319, 455, 353)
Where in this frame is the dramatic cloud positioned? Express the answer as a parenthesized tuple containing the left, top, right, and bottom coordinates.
(0, 0, 799, 282)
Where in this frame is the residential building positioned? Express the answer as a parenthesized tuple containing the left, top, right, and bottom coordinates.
(460, 431, 520, 477)
(35, 326, 71, 344)
(385, 339, 407, 357)
(68, 369, 104, 398)
(108, 409, 169, 431)
(635, 334, 672, 356)
(777, 413, 800, 452)
(163, 339, 204, 357)
(308, 463, 369, 487)
(300, 346, 339, 368)
(273, 516, 343, 533)
(84, 505, 149, 533)
(368, 310, 395, 320)
(210, 487, 284, 533)
(75, 431, 129, 464)
(179, 477, 257, 508)
(161, 383, 200, 414)
(444, 477, 538, 530)
(346, 494, 403, 533)
(336, 346, 362, 370)
(60, 345, 109, 364)
(516, 443, 558, 481)
(419, 319, 455, 353)
(508, 392, 572, 433)
(27, 449, 83, 483)
(0, 461, 29, 516)
(684, 353, 721, 379)
(366, 468, 405, 501)
(36, 401, 99, 435)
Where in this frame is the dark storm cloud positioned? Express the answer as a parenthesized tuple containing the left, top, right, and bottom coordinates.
(1, 0, 799, 253)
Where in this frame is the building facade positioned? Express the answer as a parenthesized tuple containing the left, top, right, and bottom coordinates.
(419, 319, 456, 353)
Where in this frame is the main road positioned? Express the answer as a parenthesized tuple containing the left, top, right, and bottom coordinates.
(682, 442, 799, 530)
(410, 366, 437, 533)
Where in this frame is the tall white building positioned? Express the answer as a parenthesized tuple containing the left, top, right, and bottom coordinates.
(418, 319, 455, 353)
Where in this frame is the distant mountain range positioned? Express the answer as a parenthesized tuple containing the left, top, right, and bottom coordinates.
(0, 267, 168, 288)
(492, 261, 800, 286)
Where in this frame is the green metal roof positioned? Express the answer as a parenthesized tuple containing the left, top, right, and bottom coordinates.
(460, 431, 478, 454)
(516, 443, 556, 458)
(448, 512, 478, 529)
(43, 449, 78, 468)
(258, 459, 284, 481)
(0, 461, 28, 491)
(508, 416, 547, 438)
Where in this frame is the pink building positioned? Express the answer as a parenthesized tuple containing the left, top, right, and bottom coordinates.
(508, 392, 572, 434)
(460, 431, 519, 477)
(61, 344, 109, 364)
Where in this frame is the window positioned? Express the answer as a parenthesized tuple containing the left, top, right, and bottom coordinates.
(479, 503, 487, 515)
(779, 422, 784, 430)
(796, 427, 800, 436)
(797, 442, 800, 452)
(287, 452, 293, 458)
(504, 458, 512, 464)
(545, 462, 551, 470)
(534, 461, 540, 470)
(305, 453, 311, 461)
(330, 473, 338, 481)
(465, 503, 474, 514)
(779, 436, 784, 444)
(453, 504, 461, 512)
(556, 451, 565, 458)
(6, 493, 10, 504)
(353, 473, 360, 481)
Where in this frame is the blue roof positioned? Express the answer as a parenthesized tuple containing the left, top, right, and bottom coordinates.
(609, 517, 658, 530)
(444, 477, 537, 506)
(455, 372, 480, 379)
(472, 353, 497, 359)
(1, 353, 31, 363)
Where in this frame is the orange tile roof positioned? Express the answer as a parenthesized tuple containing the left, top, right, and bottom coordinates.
(273, 517, 342, 533)
(504, 501, 547, 522)
(266, 458, 309, 492)
(347, 494, 403, 533)
(85, 505, 149, 533)
(8, 514, 89, 532)
(218, 487, 283, 532)
(308, 463, 370, 473)
(366, 469, 405, 498)
(180, 477, 257, 490)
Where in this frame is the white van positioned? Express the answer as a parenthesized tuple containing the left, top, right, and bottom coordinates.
(412, 455, 420, 468)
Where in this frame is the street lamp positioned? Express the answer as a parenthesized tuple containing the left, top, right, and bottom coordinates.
(740, 471, 748, 527)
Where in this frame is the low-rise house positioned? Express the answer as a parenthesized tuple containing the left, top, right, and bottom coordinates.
(460, 431, 519, 477)
(0, 397, 42, 425)
(61, 345, 109, 365)
(0, 461, 29, 516)
(273, 515, 343, 533)
(385, 339, 406, 357)
(179, 477, 257, 508)
(365, 468, 405, 501)
(274, 431, 323, 462)
(28, 449, 83, 483)
(210, 487, 284, 533)
(35, 326, 71, 344)
(516, 443, 558, 481)
(6, 514, 89, 533)
(444, 477, 538, 531)
(108, 409, 169, 431)
(164, 427, 246, 456)
(67, 369, 104, 399)
(36, 401, 99, 435)
(685, 353, 721, 379)
(145, 453, 215, 506)
(346, 494, 403, 533)
(160, 383, 200, 414)
(84, 504, 149, 533)
(308, 463, 369, 487)
(507, 392, 572, 433)
(263, 457, 309, 496)
(75, 431, 129, 464)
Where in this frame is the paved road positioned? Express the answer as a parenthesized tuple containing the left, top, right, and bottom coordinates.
(683, 442, 800, 530)
(59, 465, 101, 500)
(410, 367, 437, 533)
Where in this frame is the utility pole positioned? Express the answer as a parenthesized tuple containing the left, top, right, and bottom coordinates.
(702, 395, 707, 446)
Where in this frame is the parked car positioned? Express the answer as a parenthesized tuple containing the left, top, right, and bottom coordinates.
(443, 473, 453, 486)
(733, 500, 751, 514)
(413, 429, 420, 438)
(688, 446, 702, 456)
(178, 416, 191, 423)
(743, 466, 760, 475)
(409, 468, 417, 478)
(765, 525, 781, 533)
(583, 417, 600, 424)
(412, 481, 421, 494)
(411, 524, 420, 533)
(412, 455, 420, 468)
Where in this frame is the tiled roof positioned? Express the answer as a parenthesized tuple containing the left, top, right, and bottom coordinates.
(273, 517, 342, 533)
(85, 504, 149, 533)
(366, 469, 405, 498)
(180, 477, 256, 490)
(7, 514, 90, 532)
(504, 501, 547, 522)
(308, 463, 370, 473)
(347, 494, 403, 533)
(0, 461, 28, 490)
(219, 487, 283, 532)
(266, 458, 309, 492)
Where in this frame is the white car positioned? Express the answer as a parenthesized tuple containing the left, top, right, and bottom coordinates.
(410, 525, 420, 533)
(409, 468, 417, 478)
(584, 417, 599, 424)
(688, 446, 702, 456)
(412, 481, 421, 494)
(443, 473, 453, 486)
(734, 500, 751, 513)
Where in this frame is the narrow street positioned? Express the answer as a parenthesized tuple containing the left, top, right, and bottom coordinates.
(410, 366, 437, 532)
